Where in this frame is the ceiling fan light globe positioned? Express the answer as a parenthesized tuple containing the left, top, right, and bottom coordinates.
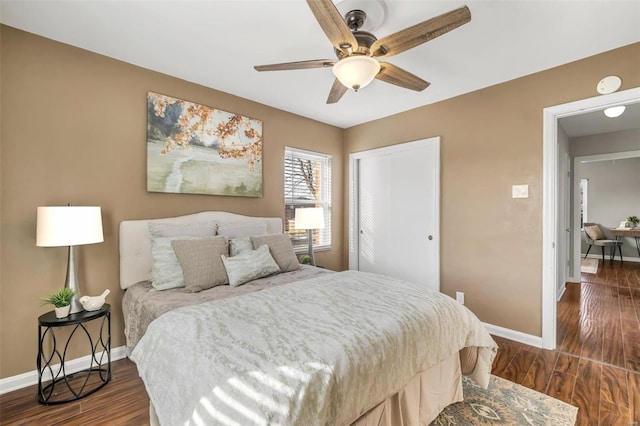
(332, 56, 380, 91)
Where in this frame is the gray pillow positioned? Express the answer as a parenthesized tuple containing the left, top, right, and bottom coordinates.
(221, 244, 280, 287)
(585, 225, 605, 241)
(148, 221, 217, 238)
(229, 238, 253, 257)
(251, 234, 301, 272)
(150, 236, 200, 291)
(217, 221, 267, 238)
(171, 237, 229, 292)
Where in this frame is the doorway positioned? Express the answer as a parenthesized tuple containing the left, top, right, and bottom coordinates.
(542, 86, 640, 349)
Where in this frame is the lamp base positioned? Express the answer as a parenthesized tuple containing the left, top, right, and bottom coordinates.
(69, 297, 84, 314)
(66, 246, 85, 314)
(307, 229, 316, 267)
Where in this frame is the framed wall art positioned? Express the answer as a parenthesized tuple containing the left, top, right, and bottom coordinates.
(147, 92, 263, 197)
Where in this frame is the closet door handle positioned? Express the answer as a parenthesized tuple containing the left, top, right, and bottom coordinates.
(428, 235, 433, 240)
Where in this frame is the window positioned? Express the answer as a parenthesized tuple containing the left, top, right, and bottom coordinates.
(580, 178, 588, 228)
(284, 147, 332, 251)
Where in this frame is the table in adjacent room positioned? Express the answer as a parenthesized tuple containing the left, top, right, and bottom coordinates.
(610, 228, 640, 258)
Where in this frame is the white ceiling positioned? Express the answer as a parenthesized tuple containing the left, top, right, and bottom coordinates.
(1, 0, 639, 129)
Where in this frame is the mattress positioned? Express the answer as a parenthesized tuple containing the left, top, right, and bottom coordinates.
(123, 265, 333, 348)
(131, 270, 497, 425)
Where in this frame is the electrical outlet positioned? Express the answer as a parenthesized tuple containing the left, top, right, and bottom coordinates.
(456, 291, 465, 305)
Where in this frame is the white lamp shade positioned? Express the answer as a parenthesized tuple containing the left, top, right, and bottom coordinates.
(294, 207, 325, 230)
(332, 56, 381, 90)
(37, 206, 104, 247)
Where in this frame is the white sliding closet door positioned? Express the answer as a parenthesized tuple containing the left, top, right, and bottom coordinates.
(357, 153, 391, 275)
(351, 138, 440, 291)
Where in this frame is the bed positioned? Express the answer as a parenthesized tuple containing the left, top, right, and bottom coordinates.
(120, 211, 497, 425)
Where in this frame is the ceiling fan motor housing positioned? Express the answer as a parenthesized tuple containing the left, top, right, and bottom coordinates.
(335, 30, 377, 58)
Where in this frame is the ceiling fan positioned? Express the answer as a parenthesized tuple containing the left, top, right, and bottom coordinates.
(254, 0, 471, 104)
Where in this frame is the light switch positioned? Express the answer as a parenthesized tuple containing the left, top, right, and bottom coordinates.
(512, 184, 529, 199)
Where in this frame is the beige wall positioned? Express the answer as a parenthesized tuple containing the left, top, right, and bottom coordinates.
(0, 26, 344, 378)
(343, 42, 640, 337)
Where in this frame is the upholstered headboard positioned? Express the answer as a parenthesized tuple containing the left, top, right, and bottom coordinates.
(119, 211, 283, 289)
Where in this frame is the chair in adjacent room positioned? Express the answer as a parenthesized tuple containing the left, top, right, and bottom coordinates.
(583, 222, 623, 263)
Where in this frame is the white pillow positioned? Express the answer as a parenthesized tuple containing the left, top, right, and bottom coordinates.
(148, 221, 217, 238)
(229, 238, 254, 257)
(221, 244, 280, 287)
(150, 236, 201, 291)
(217, 220, 267, 238)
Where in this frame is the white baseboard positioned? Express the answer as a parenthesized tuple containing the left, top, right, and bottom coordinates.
(557, 285, 567, 302)
(483, 322, 543, 348)
(0, 345, 127, 395)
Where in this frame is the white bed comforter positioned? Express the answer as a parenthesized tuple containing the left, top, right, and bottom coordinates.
(131, 271, 497, 426)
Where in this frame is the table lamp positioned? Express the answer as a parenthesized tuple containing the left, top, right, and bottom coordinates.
(294, 207, 325, 267)
(37, 206, 104, 313)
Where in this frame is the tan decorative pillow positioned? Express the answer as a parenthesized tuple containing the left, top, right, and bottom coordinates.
(171, 237, 229, 292)
(251, 234, 301, 272)
(150, 236, 203, 291)
(585, 225, 605, 241)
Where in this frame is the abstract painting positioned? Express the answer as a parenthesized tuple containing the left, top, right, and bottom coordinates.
(147, 92, 263, 197)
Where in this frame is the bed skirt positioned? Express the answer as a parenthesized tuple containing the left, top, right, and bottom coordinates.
(148, 351, 464, 426)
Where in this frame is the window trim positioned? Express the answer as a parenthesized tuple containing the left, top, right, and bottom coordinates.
(284, 146, 332, 252)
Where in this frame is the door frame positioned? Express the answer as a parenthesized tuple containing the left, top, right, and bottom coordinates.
(348, 137, 441, 285)
(542, 86, 640, 349)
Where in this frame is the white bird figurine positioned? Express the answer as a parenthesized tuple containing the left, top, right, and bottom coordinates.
(79, 289, 110, 311)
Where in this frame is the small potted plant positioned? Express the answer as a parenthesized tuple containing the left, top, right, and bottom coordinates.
(627, 215, 639, 228)
(41, 288, 75, 318)
(300, 255, 312, 265)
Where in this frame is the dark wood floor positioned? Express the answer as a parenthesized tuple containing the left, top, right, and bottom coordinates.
(491, 259, 640, 426)
(2, 261, 638, 425)
(0, 359, 149, 425)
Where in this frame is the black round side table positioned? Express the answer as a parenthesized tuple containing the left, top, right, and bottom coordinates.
(37, 304, 111, 404)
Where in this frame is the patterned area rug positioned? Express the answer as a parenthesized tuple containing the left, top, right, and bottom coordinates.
(581, 258, 599, 274)
(431, 375, 578, 425)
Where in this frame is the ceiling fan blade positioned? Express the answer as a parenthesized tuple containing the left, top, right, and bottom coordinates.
(370, 5, 471, 58)
(306, 0, 358, 54)
(254, 59, 335, 72)
(376, 63, 430, 91)
(327, 78, 348, 104)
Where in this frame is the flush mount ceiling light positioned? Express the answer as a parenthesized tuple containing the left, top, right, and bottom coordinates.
(597, 75, 622, 95)
(332, 55, 381, 91)
(604, 105, 626, 118)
